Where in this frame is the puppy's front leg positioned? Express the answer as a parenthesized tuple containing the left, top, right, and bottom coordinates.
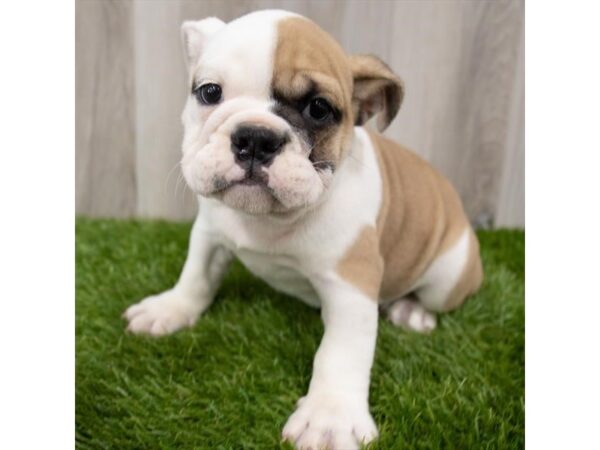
(283, 276, 379, 450)
(124, 216, 231, 336)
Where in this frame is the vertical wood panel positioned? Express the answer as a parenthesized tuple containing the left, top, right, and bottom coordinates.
(76, 0, 525, 227)
(495, 22, 525, 227)
(385, 0, 524, 227)
(76, 0, 136, 217)
(133, 0, 192, 219)
(448, 0, 524, 227)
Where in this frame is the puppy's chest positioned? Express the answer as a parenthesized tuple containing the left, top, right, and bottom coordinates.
(234, 248, 321, 308)
(211, 218, 340, 308)
(203, 195, 371, 307)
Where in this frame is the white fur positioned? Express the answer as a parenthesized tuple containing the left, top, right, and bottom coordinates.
(266, 149, 330, 209)
(412, 228, 470, 312)
(181, 18, 226, 68)
(192, 10, 295, 98)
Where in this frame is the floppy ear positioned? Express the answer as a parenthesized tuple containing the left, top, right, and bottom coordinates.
(181, 18, 226, 69)
(349, 54, 404, 131)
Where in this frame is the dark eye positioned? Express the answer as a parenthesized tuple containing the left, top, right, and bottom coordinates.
(194, 83, 222, 105)
(304, 97, 332, 122)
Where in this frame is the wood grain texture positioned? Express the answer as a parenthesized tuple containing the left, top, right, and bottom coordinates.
(384, 0, 524, 227)
(496, 18, 525, 228)
(76, 0, 524, 227)
(76, 0, 137, 217)
(133, 1, 192, 219)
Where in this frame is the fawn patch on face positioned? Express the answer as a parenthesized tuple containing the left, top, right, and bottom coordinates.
(272, 17, 354, 171)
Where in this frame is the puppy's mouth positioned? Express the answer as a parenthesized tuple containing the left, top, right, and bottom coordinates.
(238, 177, 262, 186)
(209, 166, 283, 215)
(213, 167, 270, 193)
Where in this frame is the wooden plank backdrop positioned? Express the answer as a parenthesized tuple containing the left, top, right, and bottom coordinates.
(76, 0, 524, 227)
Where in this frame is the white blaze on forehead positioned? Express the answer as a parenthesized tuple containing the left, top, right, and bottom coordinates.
(193, 10, 298, 99)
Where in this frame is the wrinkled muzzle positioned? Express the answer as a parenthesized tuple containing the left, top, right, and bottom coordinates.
(181, 97, 333, 214)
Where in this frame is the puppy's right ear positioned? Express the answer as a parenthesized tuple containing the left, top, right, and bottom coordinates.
(181, 18, 225, 69)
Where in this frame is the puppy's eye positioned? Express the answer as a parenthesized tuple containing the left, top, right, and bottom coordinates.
(304, 97, 332, 122)
(194, 83, 222, 105)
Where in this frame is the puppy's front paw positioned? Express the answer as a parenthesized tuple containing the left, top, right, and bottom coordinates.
(123, 289, 204, 336)
(282, 394, 378, 450)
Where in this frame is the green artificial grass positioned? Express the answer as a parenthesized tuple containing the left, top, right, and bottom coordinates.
(76, 218, 524, 449)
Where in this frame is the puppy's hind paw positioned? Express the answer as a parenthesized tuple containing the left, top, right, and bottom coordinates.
(386, 298, 437, 333)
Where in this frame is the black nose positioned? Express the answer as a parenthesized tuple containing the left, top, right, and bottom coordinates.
(230, 126, 287, 166)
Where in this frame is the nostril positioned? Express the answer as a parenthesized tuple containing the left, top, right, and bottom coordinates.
(271, 135, 285, 152)
(258, 133, 287, 156)
(236, 147, 252, 161)
(235, 137, 248, 150)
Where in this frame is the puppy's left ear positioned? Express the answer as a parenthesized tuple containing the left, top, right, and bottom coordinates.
(181, 18, 226, 69)
(349, 54, 404, 131)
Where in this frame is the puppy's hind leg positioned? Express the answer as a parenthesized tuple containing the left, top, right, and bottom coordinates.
(385, 296, 437, 333)
(386, 228, 483, 334)
(416, 228, 483, 313)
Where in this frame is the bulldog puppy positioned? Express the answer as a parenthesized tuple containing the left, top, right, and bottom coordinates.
(124, 9, 483, 450)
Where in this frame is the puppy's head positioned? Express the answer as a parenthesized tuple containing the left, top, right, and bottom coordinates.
(180, 10, 403, 215)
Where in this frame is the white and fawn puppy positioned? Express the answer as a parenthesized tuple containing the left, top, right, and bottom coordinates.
(124, 9, 483, 450)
